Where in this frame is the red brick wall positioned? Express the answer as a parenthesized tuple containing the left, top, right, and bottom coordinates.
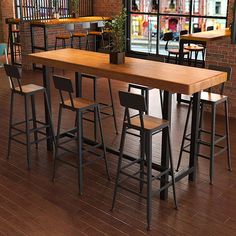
(1, 0, 14, 42)
(93, 0, 122, 17)
(206, 0, 236, 117)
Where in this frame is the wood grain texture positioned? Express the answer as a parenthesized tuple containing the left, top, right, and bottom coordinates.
(30, 16, 110, 26)
(181, 28, 230, 42)
(27, 49, 227, 95)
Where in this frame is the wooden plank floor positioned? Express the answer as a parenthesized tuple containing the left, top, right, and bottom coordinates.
(0, 67, 235, 235)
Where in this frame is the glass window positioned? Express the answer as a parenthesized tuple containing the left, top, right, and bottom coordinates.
(130, 14, 157, 54)
(127, 0, 228, 56)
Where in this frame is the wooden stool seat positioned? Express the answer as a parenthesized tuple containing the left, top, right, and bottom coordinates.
(184, 45, 204, 51)
(63, 97, 97, 110)
(72, 32, 87, 37)
(168, 49, 189, 55)
(88, 31, 103, 36)
(15, 84, 45, 94)
(127, 115, 168, 131)
(56, 35, 70, 39)
(200, 91, 227, 103)
(12, 29, 20, 33)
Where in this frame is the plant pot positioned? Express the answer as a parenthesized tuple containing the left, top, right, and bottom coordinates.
(109, 52, 125, 64)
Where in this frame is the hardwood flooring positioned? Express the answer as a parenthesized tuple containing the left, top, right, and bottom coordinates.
(0, 67, 235, 235)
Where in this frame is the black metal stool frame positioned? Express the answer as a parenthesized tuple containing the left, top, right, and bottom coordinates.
(5, 64, 55, 169)
(111, 91, 178, 230)
(52, 75, 110, 195)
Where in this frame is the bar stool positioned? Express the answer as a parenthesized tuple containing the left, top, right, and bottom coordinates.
(54, 24, 74, 49)
(86, 22, 105, 51)
(52, 75, 110, 195)
(128, 84, 163, 116)
(163, 31, 190, 64)
(184, 27, 205, 67)
(4, 64, 55, 169)
(176, 65, 232, 184)
(71, 32, 87, 49)
(80, 74, 118, 140)
(112, 91, 178, 230)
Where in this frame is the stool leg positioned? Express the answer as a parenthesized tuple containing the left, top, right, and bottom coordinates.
(225, 100, 232, 171)
(111, 122, 127, 210)
(159, 89, 163, 116)
(79, 37, 81, 49)
(145, 89, 149, 115)
(44, 91, 56, 146)
(167, 52, 170, 63)
(108, 79, 118, 134)
(202, 49, 205, 68)
(194, 51, 198, 67)
(76, 110, 83, 195)
(71, 37, 73, 48)
(210, 105, 216, 185)
(52, 104, 63, 181)
(188, 51, 192, 66)
(167, 128, 178, 209)
(93, 78, 97, 142)
(139, 132, 145, 193)
(97, 106, 110, 180)
(176, 99, 192, 171)
(24, 95, 31, 169)
(7, 91, 14, 159)
(31, 95, 38, 149)
(55, 38, 57, 50)
(145, 132, 152, 231)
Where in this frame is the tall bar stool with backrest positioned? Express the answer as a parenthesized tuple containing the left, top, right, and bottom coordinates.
(112, 91, 178, 230)
(80, 74, 118, 139)
(184, 27, 205, 67)
(4, 64, 55, 169)
(71, 22, 88, 49)
(52, 75, 110, 195)
(164, 30, 190, 64)
(55, 24, 74, 49)
(86, 21, 105, 51)
(176, 65, 232, 184)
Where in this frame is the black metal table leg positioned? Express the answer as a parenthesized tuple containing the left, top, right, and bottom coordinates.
(75, 72, 82, 97)
(160, 90, 172, 200)
(189, 92, 200, 181)
(43, 65, 53, 151)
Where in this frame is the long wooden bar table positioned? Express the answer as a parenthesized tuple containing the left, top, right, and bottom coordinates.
(27, 49, 227, 200)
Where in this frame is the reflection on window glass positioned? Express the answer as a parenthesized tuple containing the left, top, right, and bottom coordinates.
(160, 0, 190, 14)
(191, 17, 226, 32)
(131, 0, 159, 13)
(192, 0, 227, 16)
(130, 14, 157, 54)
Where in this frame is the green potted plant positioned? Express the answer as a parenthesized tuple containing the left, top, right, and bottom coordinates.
(105, 8, 126, 64)
(70, 0, 79, 18)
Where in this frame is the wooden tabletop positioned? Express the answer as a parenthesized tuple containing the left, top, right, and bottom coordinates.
(180, 28, 230, 42)
(27, 49, 227, 95)
(30, 16, 110, 26)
